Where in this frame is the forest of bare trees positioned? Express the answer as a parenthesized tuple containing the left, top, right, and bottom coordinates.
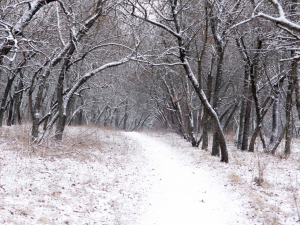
(1, 0, 300, 163)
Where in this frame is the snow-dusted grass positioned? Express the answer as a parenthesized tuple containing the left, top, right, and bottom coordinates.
(1, 125, 299, 225)
(0, 125, 148, 224)
(145, 131, 300, 225)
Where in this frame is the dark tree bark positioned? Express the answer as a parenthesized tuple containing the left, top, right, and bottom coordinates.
(285, 54, 298, 156)
(237, 65, 251, 150)
(296, 75, 300, 120)
(6, 98, 14, 126)
(13, 73, 25, 125)
(123, 99, 129, 130)
(202, 57, 214, 150)
(241, 90, 252, 151)
(0, 76, 15, 127)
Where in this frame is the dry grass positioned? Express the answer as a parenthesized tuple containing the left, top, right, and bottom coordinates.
(0, 124, 146, 224)
(0, 124, 134, 163)
(228, 172, 242, 184)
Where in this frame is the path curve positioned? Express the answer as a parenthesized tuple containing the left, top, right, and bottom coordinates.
(125, 132, 251, 225)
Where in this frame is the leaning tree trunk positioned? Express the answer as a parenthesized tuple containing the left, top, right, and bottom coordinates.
(177, 14, 228, 162)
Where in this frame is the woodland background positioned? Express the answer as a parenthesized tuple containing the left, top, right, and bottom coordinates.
(1, 0, 300, 163)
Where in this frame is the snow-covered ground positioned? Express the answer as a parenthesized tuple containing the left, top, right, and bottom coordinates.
(0, 125, 299, 224)
(125, 132, 252, 225)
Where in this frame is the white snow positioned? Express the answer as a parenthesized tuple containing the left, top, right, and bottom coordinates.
(125, 132, 251, 225)
(0, 125, 299, 224)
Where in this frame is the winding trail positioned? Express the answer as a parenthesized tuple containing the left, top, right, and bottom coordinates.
(125, 132, 251, 225)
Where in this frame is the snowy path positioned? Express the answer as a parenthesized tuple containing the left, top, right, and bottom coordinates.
(125, 132, 251, 225)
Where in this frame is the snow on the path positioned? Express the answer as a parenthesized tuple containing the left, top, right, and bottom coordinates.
(125, 132, 251, 225)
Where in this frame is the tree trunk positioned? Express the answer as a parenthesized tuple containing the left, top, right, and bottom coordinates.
(6, 98, 14, 126)
(114, 108, 120, 128)
(0, 76, 16, 127)
(202, 57, 214, 150)
(269, 84, 280, 144)
(248, 97, 273, 152)
(237, 99, 246, 149)
(55, 68, 67, 140)
(184, 78, 197, 146)
(295, 75, 300, 120)
(13, 74, 24, 125)
(123, 99, 128, 130)
(241, 94, 252, 151)
(55, 44, 75, 140)
(211, 50, 225, 156)
(285, 54, 298, 155)
(238, 65, 251, 150)
(248, 39, 268, 152)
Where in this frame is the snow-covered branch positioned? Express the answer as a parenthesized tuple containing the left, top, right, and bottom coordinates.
(231, 0, 300, 33)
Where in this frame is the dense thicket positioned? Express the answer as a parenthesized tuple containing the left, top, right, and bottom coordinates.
(1, 0, 300, 162)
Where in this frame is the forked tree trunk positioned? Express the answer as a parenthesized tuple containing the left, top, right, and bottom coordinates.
(248, 97, 273, 152)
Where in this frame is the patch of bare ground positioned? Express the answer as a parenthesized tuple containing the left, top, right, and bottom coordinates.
(144, 131, 300, 225)
(0, 125, 148, 224)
